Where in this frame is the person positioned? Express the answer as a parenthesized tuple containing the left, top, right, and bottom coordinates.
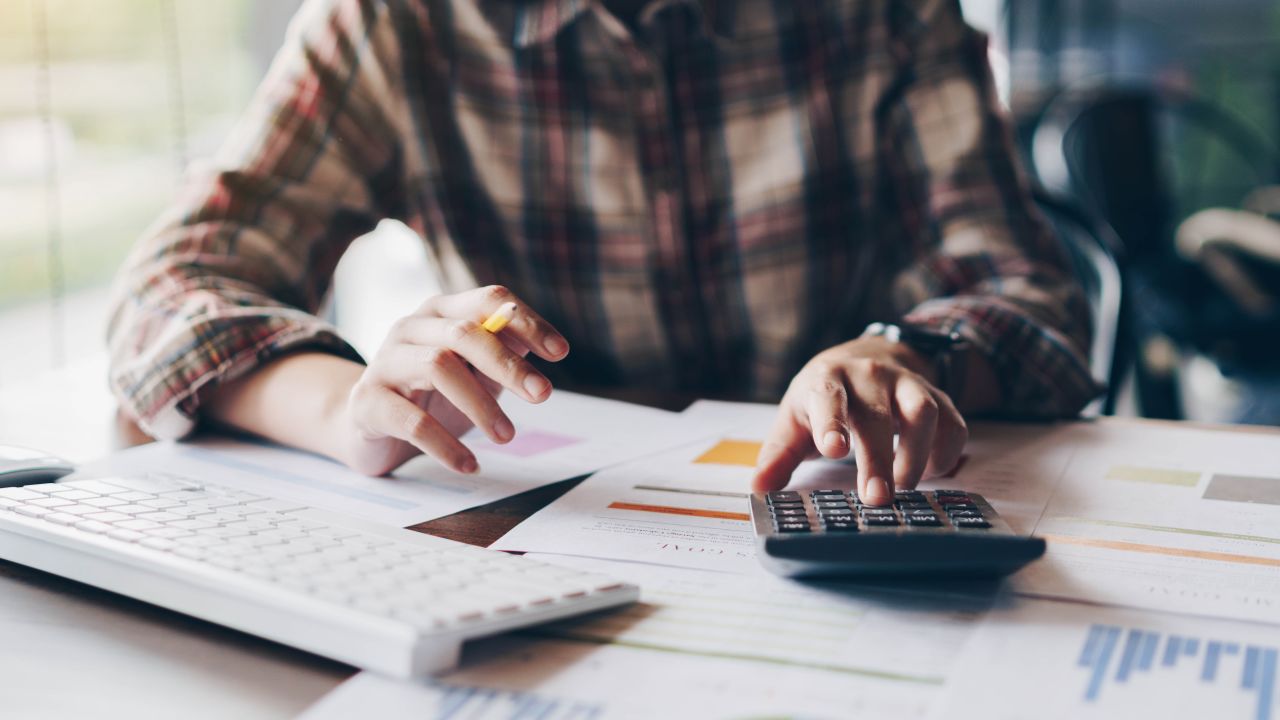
(107, 0, 1099, 507)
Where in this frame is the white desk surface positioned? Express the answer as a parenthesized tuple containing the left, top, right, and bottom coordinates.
(3, 355, 1278, 719)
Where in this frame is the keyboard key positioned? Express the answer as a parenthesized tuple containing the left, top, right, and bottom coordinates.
(775, 522, 812, 533)
(15, 506, 54, 519)
(115, 518, 163, 531)
(953, 517, 991, 529)
(0, 488, 43, 501)
(140, 537, 177, 552)
(861, 515, 899, 526)
(73, 520, 112, 534)
(823, 521, 859, 532)
(30, 497, 73, 508)
(112, 505, 155, 516)
(65, 479, 131, 495)
(905, 514, 942, 526)
(106, 528, 146, 542)
(45, 512, 82, 526)
(83, 497, 126, 509)
(50, 490, 96, 501)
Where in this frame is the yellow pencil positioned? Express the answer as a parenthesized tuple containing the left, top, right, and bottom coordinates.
(481, 302, 518, 333)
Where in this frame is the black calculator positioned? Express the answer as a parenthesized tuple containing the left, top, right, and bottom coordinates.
(748, 489, 1045, 578)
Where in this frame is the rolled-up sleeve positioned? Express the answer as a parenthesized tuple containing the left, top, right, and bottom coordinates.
(107, 0, 409, 438)
(882, 0, 1102, 417)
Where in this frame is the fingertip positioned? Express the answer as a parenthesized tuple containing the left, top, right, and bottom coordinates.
(522, 374, 552, 403)
(819, 430, 849, 459)
(863, 476, 893, 506)
(543, 335, 570, 360)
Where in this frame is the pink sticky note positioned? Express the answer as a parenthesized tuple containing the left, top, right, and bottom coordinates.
(481, 430, 582, 458)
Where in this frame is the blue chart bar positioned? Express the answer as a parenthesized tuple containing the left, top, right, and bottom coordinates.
(437, 685, 605, 720)
(1077, 624, 1278, 720)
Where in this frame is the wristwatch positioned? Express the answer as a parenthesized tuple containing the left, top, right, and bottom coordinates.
(862, 322, 970, 400)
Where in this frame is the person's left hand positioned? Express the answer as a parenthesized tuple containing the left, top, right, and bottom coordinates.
(751, 335, 968, 506)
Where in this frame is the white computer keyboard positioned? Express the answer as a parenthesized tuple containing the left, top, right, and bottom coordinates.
(0, 474, 637, 677)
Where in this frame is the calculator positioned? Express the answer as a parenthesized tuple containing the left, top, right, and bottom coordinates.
(748, 489, 1045, 578)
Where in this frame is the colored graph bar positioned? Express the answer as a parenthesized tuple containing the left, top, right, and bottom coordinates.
(1204, 474, 1280, 507)
(1259, 649, 1278, 720)
(1116, 629, 1145, 682)
(693, 440, 763, 467)
(1106, 464, 1201, 487)
(1163, 636, 1182, 667)
(1138, 632, 1158, 671)
(1206, 642, 1224, 682)
(1082, 625, 1122, 701)
(480, 429, 582, 458)
(1043, 534, 1280, 568)
(1077, 626, 1278, 720)
(607, 502, 751, 522)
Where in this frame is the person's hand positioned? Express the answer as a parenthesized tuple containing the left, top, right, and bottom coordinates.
(751, 335, 967, 506)
(343, 285, 569, 476)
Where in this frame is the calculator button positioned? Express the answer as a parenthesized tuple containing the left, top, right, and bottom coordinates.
(814, 500, 851, 509)
(819, 508, 854, 517)
(823, 521, 859, 532)
(860, 508, 896, 516)
(905, 514, 942, 526)
(775, 522, 812, 533)
(771, 508, 808, 518)
(768, 492, 802, 504)
(947, 509, 984, 519)
(896, 501, 933, 511)
(895, 491, 927, 501)
(953, 517, 991, 529)
(862, 515, 900, 526)
(942, 503, 977, 512)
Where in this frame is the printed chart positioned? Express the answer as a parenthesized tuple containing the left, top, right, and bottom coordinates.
(1015, 422, 1280, 623)
(1077, 624, 1276, 719)
(932, 599, 1280, 720)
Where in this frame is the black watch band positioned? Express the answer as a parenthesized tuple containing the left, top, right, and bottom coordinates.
(862, 322, 970, 401)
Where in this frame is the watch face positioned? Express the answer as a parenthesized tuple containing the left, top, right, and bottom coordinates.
(896, 325, 964, 355)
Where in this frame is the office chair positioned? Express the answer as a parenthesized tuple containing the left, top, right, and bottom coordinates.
(1028, 84, 1280, 421)
(1033, 188, 1124, 416)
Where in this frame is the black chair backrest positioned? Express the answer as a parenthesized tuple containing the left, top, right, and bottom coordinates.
(1032, 85, 1280, 261)
(1033, 188, 1124, 415)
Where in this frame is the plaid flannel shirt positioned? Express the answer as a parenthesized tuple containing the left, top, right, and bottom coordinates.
(107, 0, 1101, 438)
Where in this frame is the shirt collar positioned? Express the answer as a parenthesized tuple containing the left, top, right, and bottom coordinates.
(501, 0, 734, 48)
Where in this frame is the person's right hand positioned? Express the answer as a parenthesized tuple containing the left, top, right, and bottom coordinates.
(343, 285, 569, 476)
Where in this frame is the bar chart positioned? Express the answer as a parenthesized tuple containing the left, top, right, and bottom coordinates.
(1078, 624, 1278, 720)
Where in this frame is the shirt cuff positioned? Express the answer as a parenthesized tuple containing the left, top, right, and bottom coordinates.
(110, 311, 364, 440)
(904, 297, 1103, 418)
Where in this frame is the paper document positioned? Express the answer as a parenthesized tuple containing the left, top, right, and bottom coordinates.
(932, 597, 1280, 720)
(495, 401, 1077, 573)
(302, 554, 988, 720)
(75, 391, 700, 527)
(492, 401, 854, 573)
(1014, 421, 1280, 624)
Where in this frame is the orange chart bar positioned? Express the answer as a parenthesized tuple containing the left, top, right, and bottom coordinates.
(1044, 534, 1280, 568)
(607, 502, 751, 522)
